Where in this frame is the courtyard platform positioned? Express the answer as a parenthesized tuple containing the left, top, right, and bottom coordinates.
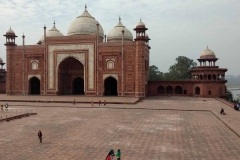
(1, 96, 240, 159)
(0, 94, 139, 104)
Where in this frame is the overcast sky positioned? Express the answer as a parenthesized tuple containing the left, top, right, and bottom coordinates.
(0, 0, 239, 75)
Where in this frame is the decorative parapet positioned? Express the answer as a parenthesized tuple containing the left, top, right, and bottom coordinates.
(99, 41, 135, 46)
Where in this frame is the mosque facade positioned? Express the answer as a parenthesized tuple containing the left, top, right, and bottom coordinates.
(4, 7, 150, 97)
(3, 6, 227, 98)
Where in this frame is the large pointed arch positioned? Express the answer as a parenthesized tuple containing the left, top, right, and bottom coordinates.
(57, 57, 84, 95)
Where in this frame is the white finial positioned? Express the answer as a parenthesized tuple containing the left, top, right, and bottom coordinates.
(207, 45, 208, 49)
(140, 18, 141, 22)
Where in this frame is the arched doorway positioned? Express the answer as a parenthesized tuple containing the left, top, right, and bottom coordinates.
(157, 86, 165, 94)
(175, 86, 182, 94)
(166, 86, 173, 94)
(195, 87, 200, 94)
(104, 77, 117, 96)
(72, 77, 84, 95)
(29, 77, 40, 95)
(58, 57, 84, 95)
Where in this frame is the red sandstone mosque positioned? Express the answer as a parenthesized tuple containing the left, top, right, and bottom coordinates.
(2, 6, 227, 98)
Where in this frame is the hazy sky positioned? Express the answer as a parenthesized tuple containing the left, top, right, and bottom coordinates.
(0, 0, 239, 75)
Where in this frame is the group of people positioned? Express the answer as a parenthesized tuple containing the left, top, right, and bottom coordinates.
(106, 149, 121, 160)
(1, 103, 8, 111)
(37, 130, 122, 160)
(234, 103, 239, 111)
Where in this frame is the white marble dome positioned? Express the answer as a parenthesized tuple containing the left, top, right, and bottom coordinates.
(39, 22, 64, 43)
(67, 8, 104, 37)
(107, 20, 133, 42)
(200, 46, 216, 59)
(5, 27, 15, 35)
(136, 20, 145, 28)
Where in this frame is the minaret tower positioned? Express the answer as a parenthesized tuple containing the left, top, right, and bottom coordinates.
(134, 19, 149, 98)
(3, 27, 18, 94)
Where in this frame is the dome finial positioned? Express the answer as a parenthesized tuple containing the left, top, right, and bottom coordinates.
(119, 16, 121, 22)
(85, 4, 87, 11)
(53, 20, 55, 27)
(140, 18, 141, 22)
(10, 26, 11, 30)
(207, 45, 208, 49)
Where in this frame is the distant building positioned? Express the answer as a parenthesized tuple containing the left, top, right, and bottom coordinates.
(148, 47, 227, 97)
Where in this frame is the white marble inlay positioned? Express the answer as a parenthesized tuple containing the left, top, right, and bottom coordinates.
(28, 74, 41, 80)
(103, 74, 118, 81)
(48, 44, 94, 90)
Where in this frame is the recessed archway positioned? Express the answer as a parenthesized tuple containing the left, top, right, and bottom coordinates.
(195, 87, 200, 95)
(58, 57, 84, 95)
(175, 86, 182, 94)
(72, 77, 84, 95)
(104, 77, 117, 96)
(157, 86, 165, 94)
(29, 77, 40, 95)
(166, 86, 173, 94)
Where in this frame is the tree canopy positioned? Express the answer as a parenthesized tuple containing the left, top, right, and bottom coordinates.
(149, 56, 197, 80)
(149, 65, 165, 80)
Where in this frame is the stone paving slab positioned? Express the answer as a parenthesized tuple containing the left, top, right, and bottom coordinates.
(0, 96, 240, 159)
(0, 94, 139, 104)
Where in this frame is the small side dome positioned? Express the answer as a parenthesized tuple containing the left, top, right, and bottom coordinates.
(107, 18, 133, 42)
(39, 21, 64, 43)
(136, 19, 145, 28)
(5, 27, 15, 35)
(200, 46, 216, 59)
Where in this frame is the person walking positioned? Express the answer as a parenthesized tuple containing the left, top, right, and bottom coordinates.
(99, 100, 101, 106)
(104, 100, 106, 106)
(220, 108, 224, 114)
(91, 101, 94, 107)
(116, 149, 121, 160)
(38, 130, 42, 143)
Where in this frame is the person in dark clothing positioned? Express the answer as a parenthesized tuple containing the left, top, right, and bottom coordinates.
(99, 100, 101, 106)
(38, 130, 42, 143)
(220, 108, 224, 114)
(104, 100, 106, 106)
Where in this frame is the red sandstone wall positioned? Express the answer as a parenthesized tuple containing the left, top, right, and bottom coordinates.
(0, 81, 6, 93)
(148, 80, 226, 98)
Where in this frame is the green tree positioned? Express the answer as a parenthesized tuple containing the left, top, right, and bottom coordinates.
(225, 89, 240, 103)
(149, 65, 165, 80)
(167, 56, 197, 80)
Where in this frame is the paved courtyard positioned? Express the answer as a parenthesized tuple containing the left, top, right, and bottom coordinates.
(0, 96, 240, 159)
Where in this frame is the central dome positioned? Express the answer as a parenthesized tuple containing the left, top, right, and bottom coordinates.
(67, 7, 104, 38)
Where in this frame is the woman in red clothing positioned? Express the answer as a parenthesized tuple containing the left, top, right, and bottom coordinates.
(106, 153, 111, 160)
